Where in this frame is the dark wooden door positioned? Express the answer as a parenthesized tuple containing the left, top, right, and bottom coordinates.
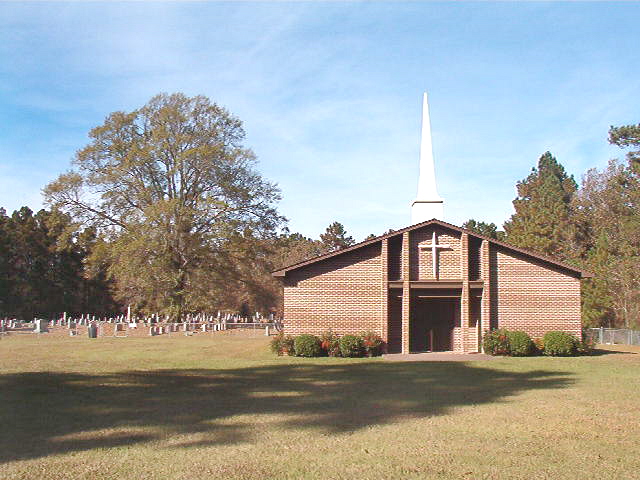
(410, 298, 458, 352)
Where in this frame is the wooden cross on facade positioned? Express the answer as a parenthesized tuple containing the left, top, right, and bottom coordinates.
(418, 231, 451, 279)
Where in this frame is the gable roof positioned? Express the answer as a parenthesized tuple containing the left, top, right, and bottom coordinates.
(272, 218, 593, 279)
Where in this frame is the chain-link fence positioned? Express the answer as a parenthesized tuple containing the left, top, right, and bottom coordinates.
(584, 328, 640, 346)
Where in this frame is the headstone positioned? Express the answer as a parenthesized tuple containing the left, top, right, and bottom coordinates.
(88, 323, 98, 338)
(34, 319, 49, 333)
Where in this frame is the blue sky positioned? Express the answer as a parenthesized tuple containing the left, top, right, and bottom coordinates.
(1, 2, 639, 240)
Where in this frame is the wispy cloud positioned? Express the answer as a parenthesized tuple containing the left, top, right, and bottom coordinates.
(1, 2, 639, 240)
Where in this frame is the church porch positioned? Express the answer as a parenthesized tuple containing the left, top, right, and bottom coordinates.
(386, 284, 483, 354)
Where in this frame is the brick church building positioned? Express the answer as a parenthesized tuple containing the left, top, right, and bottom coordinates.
(272, 218, 590, 353)
(273, 93, 590, 353)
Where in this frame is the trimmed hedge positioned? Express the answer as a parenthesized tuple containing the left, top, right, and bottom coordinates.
(294, 334, 322, 357)
(506, 330, 535, 357)
(339, 334, 364, 357)
(542, 331, 578, 356)
(270, 332, 384, 358)
(483, 329, 585, 357)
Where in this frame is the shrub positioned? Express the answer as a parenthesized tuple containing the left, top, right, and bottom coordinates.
(506, 330, 535, 357)
(270, 332, 295, 356)
(270, 332, 284, 354)
(577, 337, 595, 355)
(533, 338, 544, 355)
(482, 329, 510, 356)
(542, 331, 578, 356)
(361, 331, 384, 357)
(294, 334, 322, 357)
(339, 334, 364, 357)
(320, 330, 340, 357)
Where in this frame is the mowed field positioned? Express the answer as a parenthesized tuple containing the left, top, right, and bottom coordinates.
(1, 331, 639, 480)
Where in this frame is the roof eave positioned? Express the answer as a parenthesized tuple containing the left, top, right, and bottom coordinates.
(271, 218, 592, 279)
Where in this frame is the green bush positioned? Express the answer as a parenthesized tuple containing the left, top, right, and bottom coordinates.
(294, 334, 322, 357)
(361, 331, 384, 357)
(482, 329, 510, 356)
(542, 331, 578, 356)
(506, 330, 535, 357)
(339, 334, 364, 357)
(320, 330, 340, 357)
(270, 332, 295, 356)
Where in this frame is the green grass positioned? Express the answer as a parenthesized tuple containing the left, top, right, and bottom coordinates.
(1, 331, 639, 480)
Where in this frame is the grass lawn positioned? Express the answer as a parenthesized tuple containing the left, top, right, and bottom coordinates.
(1, 331, 639, 480)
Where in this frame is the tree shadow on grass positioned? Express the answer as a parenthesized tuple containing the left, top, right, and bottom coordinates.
(0, 362, 572, 463)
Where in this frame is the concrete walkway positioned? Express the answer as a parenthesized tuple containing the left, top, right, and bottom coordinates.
(384, 352, 495, 362)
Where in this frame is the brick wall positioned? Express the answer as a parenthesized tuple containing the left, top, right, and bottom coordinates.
(282, 243, 384, 337)
(278, 222, 584, 353)
(492, 246, 582, 339)
(410, 226, 462, 280)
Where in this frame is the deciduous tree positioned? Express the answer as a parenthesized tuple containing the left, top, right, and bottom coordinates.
(44, 93, 284, 318)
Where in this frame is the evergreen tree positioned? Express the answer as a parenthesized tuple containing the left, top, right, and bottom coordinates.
(503, 152, 577, 259)
(609, 123, 640, 173)
(320, 222, 355, 252)
(462, 219, 504, 240)
(580, 233, 615, 327)
(0, 206, 118, 319)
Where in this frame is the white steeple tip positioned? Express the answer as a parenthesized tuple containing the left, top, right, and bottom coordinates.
(411, 92, 444, 224)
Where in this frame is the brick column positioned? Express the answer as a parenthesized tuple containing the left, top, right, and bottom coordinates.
(401, 231, 410, 354)
(460, 233, 470, 352)
(480, 239, 491, 352)
(381, 238, 389, 345)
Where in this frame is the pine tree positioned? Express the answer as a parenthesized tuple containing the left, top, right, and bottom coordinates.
(320, 222, 355, 252)
(503, 152, 577, 259)
(462, 219, 504, 240)
(609, 123, 640, 173)
(580, 232, 615, 327)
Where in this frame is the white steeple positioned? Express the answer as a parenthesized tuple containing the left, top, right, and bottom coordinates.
(411, 92, 444, 224)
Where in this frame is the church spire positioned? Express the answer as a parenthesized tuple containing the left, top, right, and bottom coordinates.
(411, 92, 444, 224)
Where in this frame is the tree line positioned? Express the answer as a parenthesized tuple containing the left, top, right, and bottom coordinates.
(463, 130, 640, 329)
(2, 92, 638, 328)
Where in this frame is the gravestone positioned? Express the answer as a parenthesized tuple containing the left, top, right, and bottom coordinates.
(34, 319, 49, 333)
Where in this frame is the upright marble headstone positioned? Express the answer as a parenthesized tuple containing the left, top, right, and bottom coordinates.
(34, 319, 49, 333)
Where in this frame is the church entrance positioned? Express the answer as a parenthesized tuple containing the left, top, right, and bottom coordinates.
(410, 296, 460, 352)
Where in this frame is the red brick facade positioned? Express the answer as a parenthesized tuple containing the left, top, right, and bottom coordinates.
(274, 219, 589, 353)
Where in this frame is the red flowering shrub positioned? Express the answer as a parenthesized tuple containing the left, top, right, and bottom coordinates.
(482, 329, 511, 356)
(270, 332, 295, 356)
(361, 331, 384, 357)
(320, 331, 340, 357)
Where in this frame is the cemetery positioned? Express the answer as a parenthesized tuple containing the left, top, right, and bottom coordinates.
(0, 312, 280, 339)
